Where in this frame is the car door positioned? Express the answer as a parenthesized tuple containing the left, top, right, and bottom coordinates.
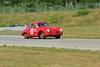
(29, 24, 36, 36)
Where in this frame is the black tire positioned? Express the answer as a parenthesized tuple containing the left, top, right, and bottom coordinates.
(55, 36, 61, 39)
(39, 32, 46, 39)
(24, 34, 29, 39)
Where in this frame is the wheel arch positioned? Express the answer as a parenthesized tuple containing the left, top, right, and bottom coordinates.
(38, 31, 43, 36)
(22, 32, 27, 36)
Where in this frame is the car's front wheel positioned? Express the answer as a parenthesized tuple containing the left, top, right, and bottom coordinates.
(39, 32, 46, 39)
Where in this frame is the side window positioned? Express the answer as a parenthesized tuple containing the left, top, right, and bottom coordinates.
(38, 23, 41, 27)
(38, 23, 43, 27)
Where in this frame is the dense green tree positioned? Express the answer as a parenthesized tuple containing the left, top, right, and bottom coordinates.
(0, 0, 100, 12)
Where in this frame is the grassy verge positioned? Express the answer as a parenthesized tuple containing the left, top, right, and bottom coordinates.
(0, 30, 21, 35)
(63, 26, 100, 39)
(0, 9, 100, 27)
(0, 46, 100, 67)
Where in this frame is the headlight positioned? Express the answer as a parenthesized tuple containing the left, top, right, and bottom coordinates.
(60, 29, 63, 32)
(47, 29, 50, 32)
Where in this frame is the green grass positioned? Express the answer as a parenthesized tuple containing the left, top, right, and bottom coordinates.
(0, 30, 21, 35)
(0, 46, 100, 67)
(63, 26, 100, 39)
(0, 9, 100, 27)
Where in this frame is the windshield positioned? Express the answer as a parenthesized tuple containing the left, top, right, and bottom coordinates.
(37, 23, 49, 27)
(28, 24, 35, 28)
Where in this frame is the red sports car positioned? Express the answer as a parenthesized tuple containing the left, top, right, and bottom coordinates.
(22, 22, 63, 39)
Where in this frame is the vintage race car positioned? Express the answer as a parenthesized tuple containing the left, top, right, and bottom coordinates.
(22, 22, 63, 39)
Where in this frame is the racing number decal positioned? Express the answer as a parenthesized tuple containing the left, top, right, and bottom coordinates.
(30, 28, 34, 35)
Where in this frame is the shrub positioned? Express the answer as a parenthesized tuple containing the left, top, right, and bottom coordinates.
(38, 15, 62, 24)
(75, 10, 89, 16)
(47, 15, 62, 24)
(2, 44, 7, 47)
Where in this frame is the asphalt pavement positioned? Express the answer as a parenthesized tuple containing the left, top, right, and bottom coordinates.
(0, 35, 100, 51)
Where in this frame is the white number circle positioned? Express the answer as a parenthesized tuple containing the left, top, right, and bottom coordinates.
(30, 28, 34, 34)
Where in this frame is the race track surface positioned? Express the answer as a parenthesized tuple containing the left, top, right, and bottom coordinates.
(0, 35, 100, 51)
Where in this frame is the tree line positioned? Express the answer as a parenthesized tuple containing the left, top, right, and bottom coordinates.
(0, 0, 100, 13)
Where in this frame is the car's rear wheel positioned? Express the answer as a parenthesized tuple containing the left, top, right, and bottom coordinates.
(55, 36, 61, 39)
(24, 34, 29, 39)
(39, 32, 46, 39)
